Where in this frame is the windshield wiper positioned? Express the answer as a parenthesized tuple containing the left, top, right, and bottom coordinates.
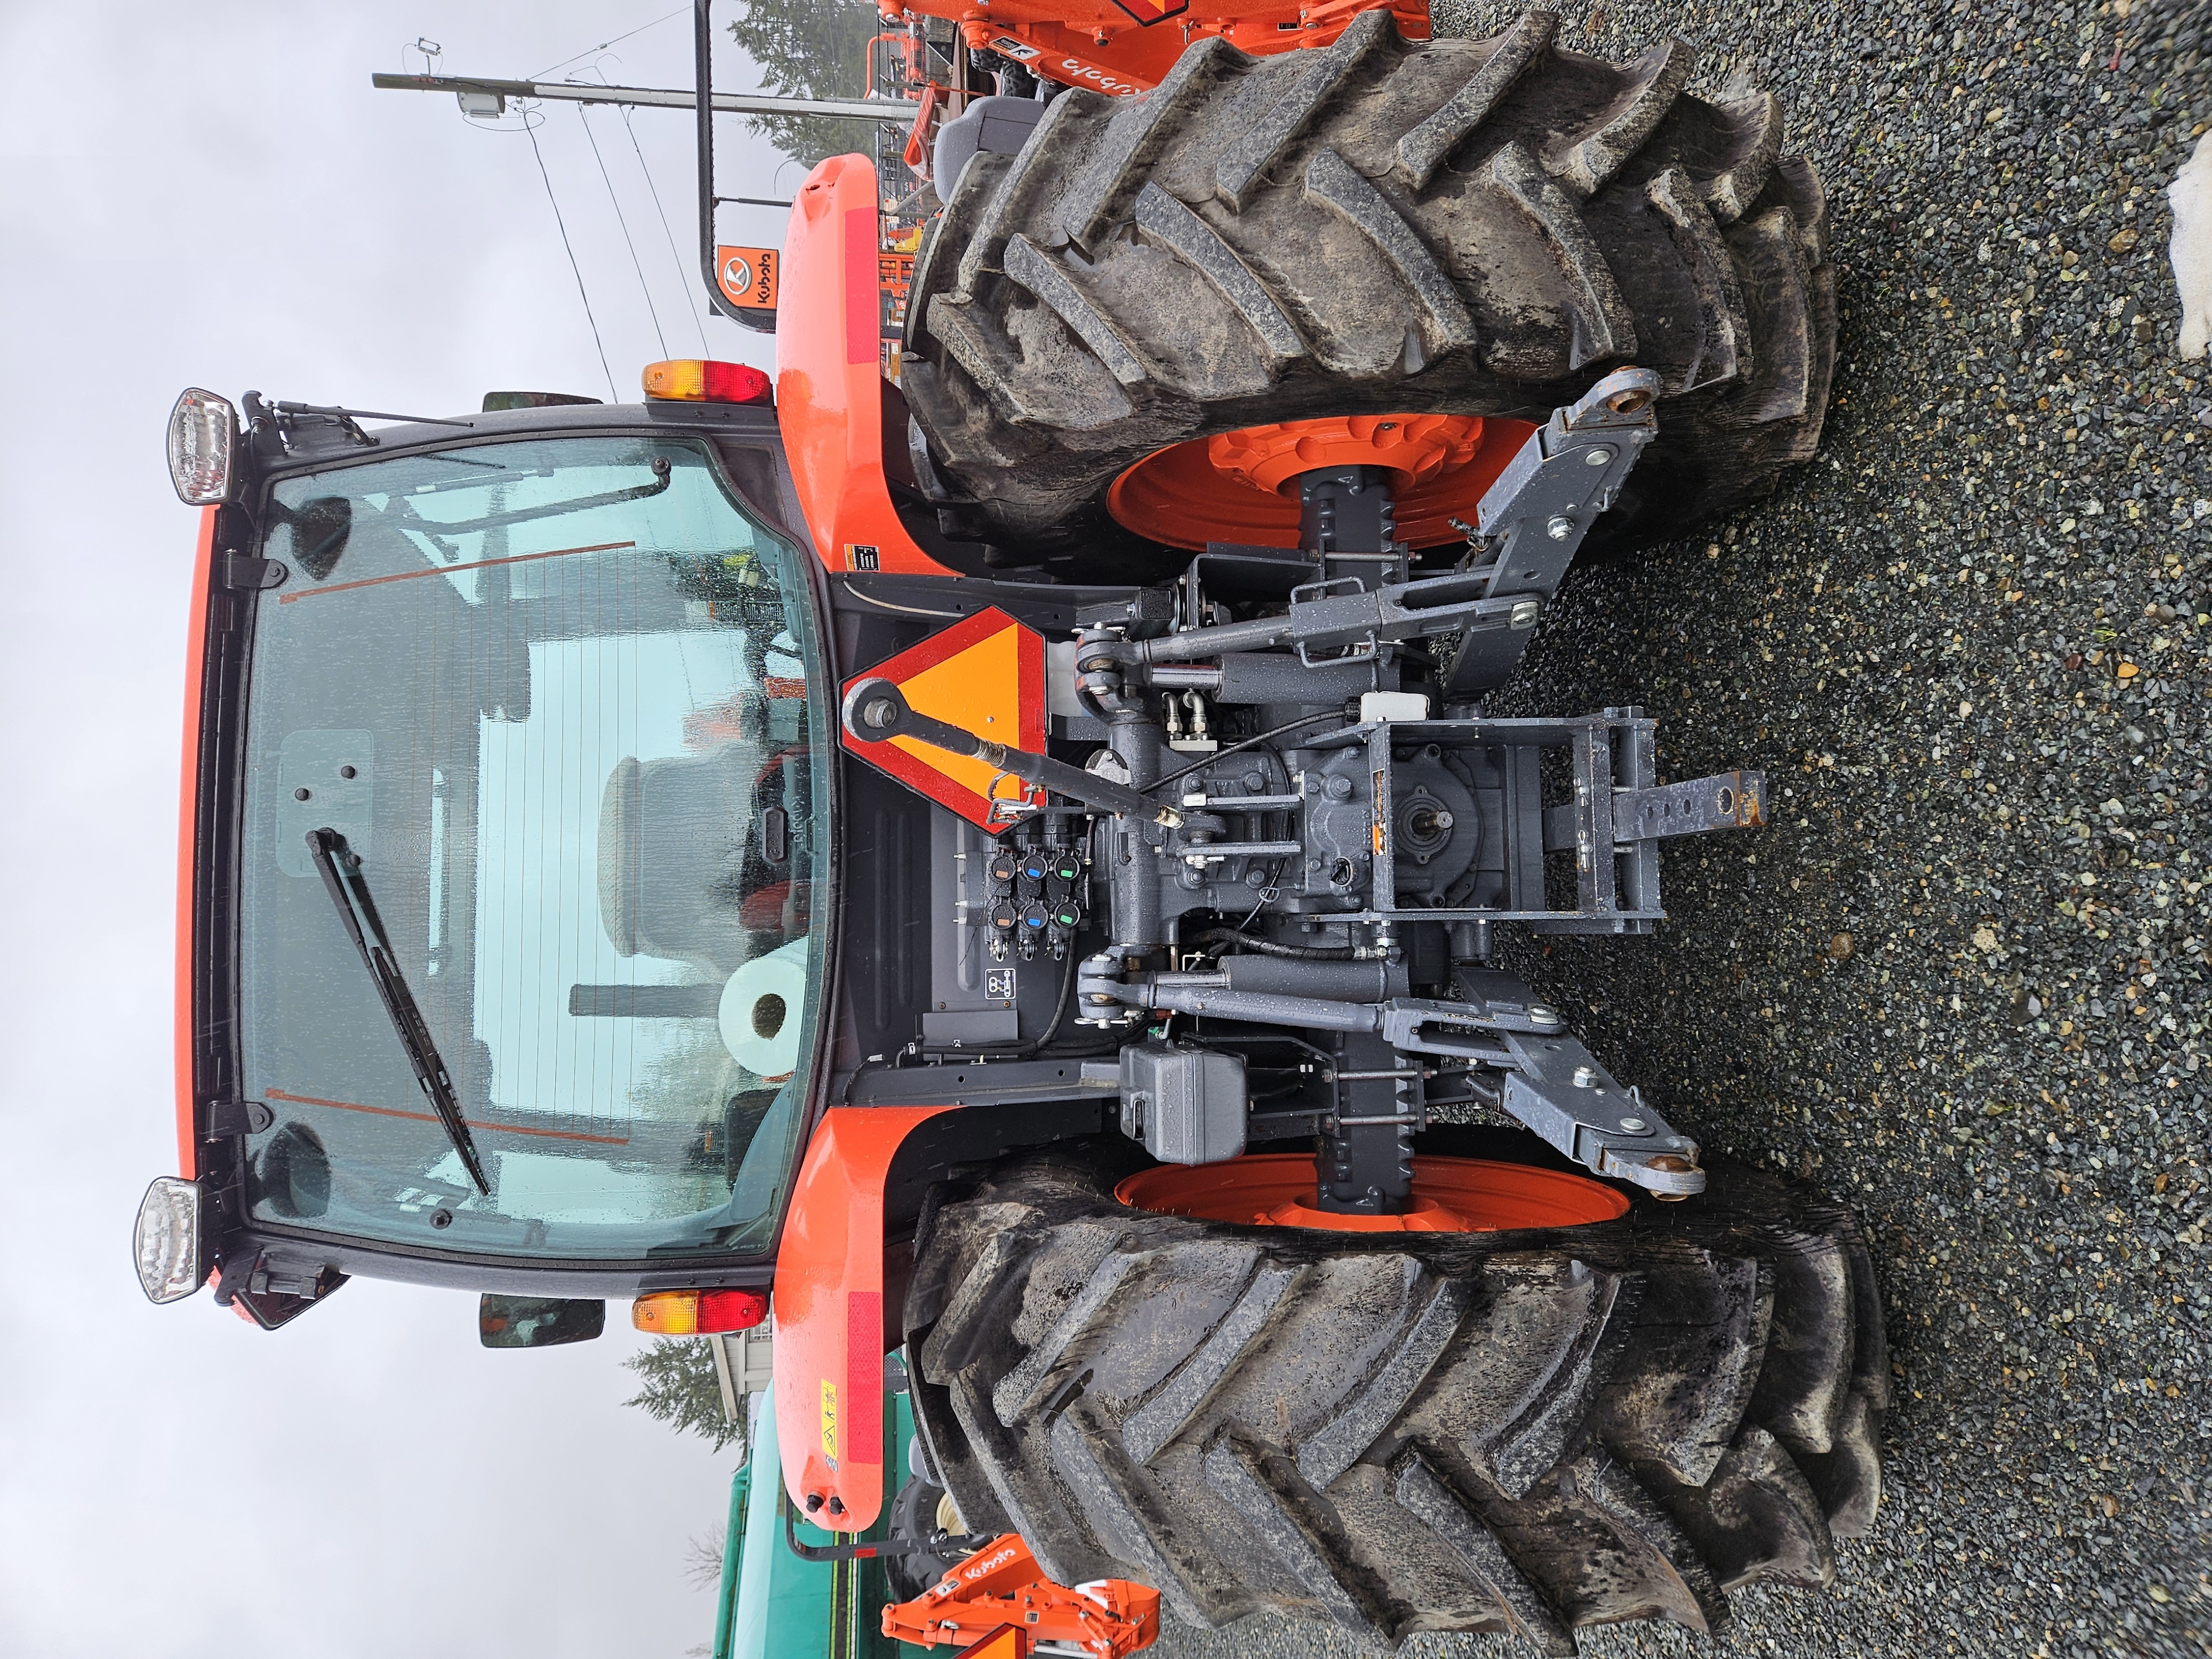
(390, 454, 674, 538)
(306, 828, 491, 1195)
(272, 399, 477, 430)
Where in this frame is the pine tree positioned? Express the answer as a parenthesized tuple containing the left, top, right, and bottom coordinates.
(724, 0, 881, 170)
(623, 1337, 744, 1454)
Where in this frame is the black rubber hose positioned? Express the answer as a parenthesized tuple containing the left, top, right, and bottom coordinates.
(1188, 926, 1356, 962)
(1019, 948, 1079, 1055)
(1146, 711, 1343, 797)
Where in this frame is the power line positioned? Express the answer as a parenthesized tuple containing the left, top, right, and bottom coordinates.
(529, 4, 688, 81)
(578, 105, 669, 359)
(619, 105, 711, 355)
(524, 114, 619, 402)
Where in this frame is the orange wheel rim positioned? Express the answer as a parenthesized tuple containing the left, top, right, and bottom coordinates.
(1105, 413, 1539, 552)
(1115, 1154, 1630, 1234)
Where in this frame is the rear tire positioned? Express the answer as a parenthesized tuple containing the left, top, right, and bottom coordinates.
(904, 1138, 1884, 1648)
(900, 8, 1835, 572)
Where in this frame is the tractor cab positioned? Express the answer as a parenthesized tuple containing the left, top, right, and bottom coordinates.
(143, 375, 842, 1328)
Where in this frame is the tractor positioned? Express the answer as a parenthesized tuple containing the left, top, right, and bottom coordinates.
(143, 6, 1882, 1651)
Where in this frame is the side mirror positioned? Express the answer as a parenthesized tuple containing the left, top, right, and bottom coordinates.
(479, 1295, 606, 1349)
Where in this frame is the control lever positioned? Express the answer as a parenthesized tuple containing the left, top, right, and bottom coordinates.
(841, 678, 1182, 827)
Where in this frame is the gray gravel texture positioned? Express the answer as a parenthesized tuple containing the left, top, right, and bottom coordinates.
(1145, 1, 2212, 1655)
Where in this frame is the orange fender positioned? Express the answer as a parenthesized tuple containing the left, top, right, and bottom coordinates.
(773, 1105, 951, 1530)
(774, 155, 951, 577)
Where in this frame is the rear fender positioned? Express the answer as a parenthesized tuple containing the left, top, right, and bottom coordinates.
(774, 155, 952, 577)
(771, 1106, 950, 1531)
(771, 1097, 1113, 1529)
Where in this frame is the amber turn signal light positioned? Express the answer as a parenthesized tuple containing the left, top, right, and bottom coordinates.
(632, 1287, 769, 1335)
(640, 359, 771, 404)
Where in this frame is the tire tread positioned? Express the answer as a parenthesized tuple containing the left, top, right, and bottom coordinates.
(1393, 8, 1558, 190)
(1212, 8, 1395, 211)
(909, 1155, 1881, 1645)
(1486, 140, 1636, 369)
(1303, 148, 1478, 352)
(1545, 38, 1693, 197)
(904, 8, 1839, 563)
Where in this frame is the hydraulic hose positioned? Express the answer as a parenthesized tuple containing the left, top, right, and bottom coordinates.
(1147, 711, 1343, 796)
(1188, 926, 1355, 962)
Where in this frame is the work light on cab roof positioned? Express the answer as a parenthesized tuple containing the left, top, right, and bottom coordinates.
(167, 387, 236, 504)
(133, 1177, 205, 1304)
(641, 358, 771, 405)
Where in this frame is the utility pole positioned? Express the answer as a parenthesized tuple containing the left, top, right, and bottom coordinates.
(372, 65, 924, 330)
(369, 71, 918, 122)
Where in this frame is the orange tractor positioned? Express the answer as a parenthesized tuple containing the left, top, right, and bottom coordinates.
(146, 4, 1880, 1652)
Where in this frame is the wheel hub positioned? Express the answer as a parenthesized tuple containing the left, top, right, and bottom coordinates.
(1117, 1154, 1630, 1233)
(1106, 413, 1538, 551)
(1209, 413, 1485, 494)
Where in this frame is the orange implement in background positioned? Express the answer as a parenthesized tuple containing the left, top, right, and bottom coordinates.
(912, 0, 1429, 96)
(883, 1533, 1160, 1658)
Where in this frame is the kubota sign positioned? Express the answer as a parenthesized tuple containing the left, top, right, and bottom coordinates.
(716, 244, 778, 311)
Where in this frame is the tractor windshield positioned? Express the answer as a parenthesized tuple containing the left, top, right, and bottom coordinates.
(233, 435, 830, 1262)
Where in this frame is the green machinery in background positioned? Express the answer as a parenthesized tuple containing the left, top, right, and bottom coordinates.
(712, 1374, 922, 1659)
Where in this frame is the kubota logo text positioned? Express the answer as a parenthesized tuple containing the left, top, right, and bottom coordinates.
(1059, 59, 1141, 95)
(966, 1545, 1022, 1580)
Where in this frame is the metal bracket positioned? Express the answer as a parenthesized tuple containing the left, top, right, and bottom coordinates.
(205, 1098, 276, 1138)
(1615, 770, 1765, 837)
(1376, 996, 1560, 1053)
(1542, 770, 1768, 852)
(1496, 1033, 1704, 1198)
(1287, 574, 1379, 666)
(1445, 366, 1662, 697)
(780, 1490, 994, 1564)
(221, 554, 289, 591)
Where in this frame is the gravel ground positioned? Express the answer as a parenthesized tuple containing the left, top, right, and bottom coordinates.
(1148, 1, 2212, 1655)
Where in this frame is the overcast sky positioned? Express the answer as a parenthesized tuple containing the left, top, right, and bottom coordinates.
(0, 6, 819, 1654)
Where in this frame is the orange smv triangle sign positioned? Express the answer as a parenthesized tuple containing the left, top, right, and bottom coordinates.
(839, 606, 1047, 830)
(953, 1625, 1029, 1659)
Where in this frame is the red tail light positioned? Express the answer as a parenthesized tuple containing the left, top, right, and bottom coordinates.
(640, 359, 771, 405)
(631, 1287, 769, 1335)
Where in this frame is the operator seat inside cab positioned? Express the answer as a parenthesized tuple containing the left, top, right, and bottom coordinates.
(594, 745, 761, 974)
